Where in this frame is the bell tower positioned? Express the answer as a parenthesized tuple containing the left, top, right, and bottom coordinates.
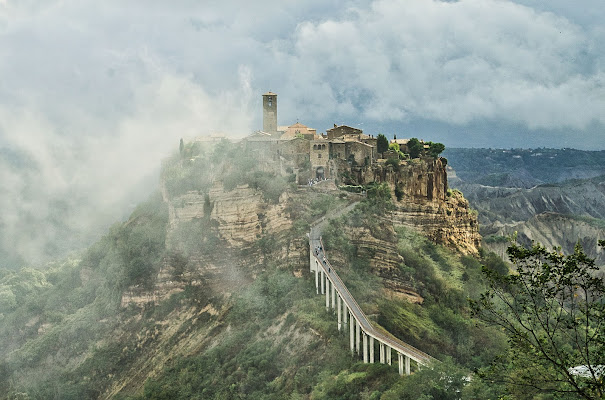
(262, 91, 277, 135)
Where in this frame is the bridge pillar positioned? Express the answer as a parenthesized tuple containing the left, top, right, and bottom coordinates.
(349, 313, 355, 353)
(337, 295, 342, 331)
(363, 333, 368, 363)
(379, 342, 385, 363)
(369, 336, 374, 363)
(398, 353, 404, 376)
(343, 303, 348, 326)
(405, 355, 411, 375)
(315, 267, 319, 294)
(386, 346, 392, 365)
(355, 319, 361, 354)
(331, 280, 335, 311)
(325, 277, 330, 311)
(320, 270, 325, 294)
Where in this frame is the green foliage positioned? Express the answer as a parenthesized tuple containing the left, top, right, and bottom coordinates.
(388, 143, 406, 159)
(365, 182, 394, 214)
(377, 134, 389, 155)
(471, 241, 605, 399)
(407, 137, 424, 159)
(427, 142, 446, 158)
(385, 157, 400, 172)
(311, 363, 399, 400)
(394, 184, 404, 201)
(246, 171, 289, 204)
(382, 358, 469, 400)
(170, 216, 220, 257)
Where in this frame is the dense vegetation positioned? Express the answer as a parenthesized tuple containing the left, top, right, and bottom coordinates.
(0, 193, 168, 398)
(3, 140, 603, 399)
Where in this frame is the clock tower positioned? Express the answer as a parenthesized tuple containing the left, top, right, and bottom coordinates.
(262, 91, 278, 135)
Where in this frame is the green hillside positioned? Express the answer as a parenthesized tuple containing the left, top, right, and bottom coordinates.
(1, 140, 600, 399)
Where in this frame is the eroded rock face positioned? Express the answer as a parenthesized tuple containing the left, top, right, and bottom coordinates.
(348, 225, 424, 303)
(484, 212, 605, 265)
(171, 185, 292, 247)
(122, 183, 297, 307)
(393, 193, 481, 256)
(341, 158, 481, 255)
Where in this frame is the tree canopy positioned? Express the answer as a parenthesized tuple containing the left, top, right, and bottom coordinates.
(427, 142, 445, 158)
(407, 138, 423, 159)
(471, 240, 605, 399)
(377, 134, 389, 156)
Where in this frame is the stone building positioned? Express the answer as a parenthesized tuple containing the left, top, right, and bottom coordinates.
(310, 140, 330, 179)
(262, 92, 278, 135)
(249, 91, 384, 179)
(280, 122, 319, 140)
(326, 124, 362, 140)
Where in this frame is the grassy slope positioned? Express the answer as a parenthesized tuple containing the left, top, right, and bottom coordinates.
(0, 143, 513, 399)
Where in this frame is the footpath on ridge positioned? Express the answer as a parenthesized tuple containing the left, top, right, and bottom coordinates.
(309, 200, 436, 370)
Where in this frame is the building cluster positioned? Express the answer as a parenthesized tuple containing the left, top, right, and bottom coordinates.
(244, 92, 399, 180)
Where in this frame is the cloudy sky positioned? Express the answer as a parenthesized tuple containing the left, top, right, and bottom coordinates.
(0, 0, 603, 266)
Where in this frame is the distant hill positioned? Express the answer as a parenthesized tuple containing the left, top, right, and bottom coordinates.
(443, 147, 605, 188)
(445, 148, 605, 263)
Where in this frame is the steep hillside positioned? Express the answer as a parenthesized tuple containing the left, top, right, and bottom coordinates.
(445, 147, 605, 263)
(1, 139, 500, 399)
(482, 213, 605, 263)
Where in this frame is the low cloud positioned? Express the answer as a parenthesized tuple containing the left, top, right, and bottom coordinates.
(0, 0, 603, 266)
(283, 0, 605, 131)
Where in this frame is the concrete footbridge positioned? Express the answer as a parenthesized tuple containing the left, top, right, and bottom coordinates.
(309, 204, 436, 375)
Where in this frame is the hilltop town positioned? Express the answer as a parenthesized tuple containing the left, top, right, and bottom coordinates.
(241, 92, 445, 186)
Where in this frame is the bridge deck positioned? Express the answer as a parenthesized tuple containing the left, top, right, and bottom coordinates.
(310, 221, 435, 366)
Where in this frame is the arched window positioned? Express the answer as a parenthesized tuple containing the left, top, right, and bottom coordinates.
(313, 144, 317, 150)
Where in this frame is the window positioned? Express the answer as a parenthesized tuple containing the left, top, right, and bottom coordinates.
(318, 154, 322, 158)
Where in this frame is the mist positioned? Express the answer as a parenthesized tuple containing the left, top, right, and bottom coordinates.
(0, 0, 603, 267)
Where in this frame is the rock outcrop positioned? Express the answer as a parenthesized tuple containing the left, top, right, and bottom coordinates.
(171, 184, 292, 247)
(341, 157, 481, 255)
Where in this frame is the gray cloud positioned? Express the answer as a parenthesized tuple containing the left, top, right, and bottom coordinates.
(281, 0, 605, 131)
(0, 0, 603, 266)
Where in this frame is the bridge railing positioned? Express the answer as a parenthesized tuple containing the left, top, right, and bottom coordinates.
(311, 235, 436, 366)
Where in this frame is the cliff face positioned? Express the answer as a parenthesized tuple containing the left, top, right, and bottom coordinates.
(124, 156, 480, 307)
(341, 158, 481, 255)
(171, 185, 292, 246)
(122, 183, 300, 307)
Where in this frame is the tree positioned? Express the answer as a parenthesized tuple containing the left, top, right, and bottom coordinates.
(427, 142, 445, 158)
(179, 138, 184, 156)
(471, 240, 605, 399)
(377, 134, 389, 158)
(407, 138, 423, 159)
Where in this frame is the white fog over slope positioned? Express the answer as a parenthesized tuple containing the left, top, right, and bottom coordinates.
(0, 0, 603, 267)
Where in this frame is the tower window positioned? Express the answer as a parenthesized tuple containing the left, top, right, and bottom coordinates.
(268, 98, 272, 107)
